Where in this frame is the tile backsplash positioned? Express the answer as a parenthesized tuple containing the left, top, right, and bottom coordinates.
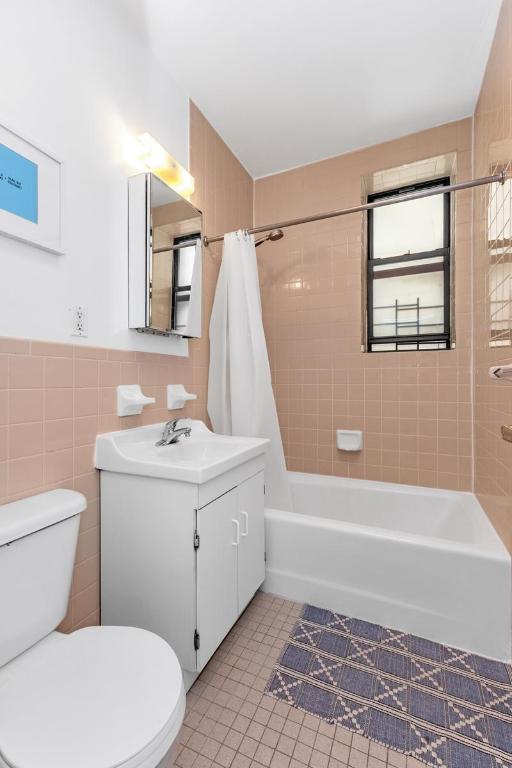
(0, 337, 207, 631)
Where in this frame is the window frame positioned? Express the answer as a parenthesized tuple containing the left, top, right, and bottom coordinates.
(366, 176, 451, 352)
(171, 232, 201, 332)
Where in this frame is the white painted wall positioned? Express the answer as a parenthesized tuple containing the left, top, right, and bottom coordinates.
(0, 0, 190, 354)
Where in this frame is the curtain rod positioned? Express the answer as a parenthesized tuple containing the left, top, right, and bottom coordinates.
(202, 170, 506, 247)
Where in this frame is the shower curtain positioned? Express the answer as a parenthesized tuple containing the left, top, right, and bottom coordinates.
(208, 230, 292, 511)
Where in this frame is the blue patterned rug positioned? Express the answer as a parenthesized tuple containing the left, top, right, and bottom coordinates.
(265, 605, 512, 768)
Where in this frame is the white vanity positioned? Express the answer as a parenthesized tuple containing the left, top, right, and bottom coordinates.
(95, 420, 268, 689)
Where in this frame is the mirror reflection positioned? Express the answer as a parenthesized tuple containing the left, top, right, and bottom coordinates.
(128, 173, 203, 339)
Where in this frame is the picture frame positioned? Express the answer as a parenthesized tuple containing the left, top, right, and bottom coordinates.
(0, 122, 62, 254)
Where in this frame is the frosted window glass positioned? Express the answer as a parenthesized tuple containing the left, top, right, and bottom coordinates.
(177, 244, 195, 285)
(173, 242, 196, 330)
(372, 270, 444, 337)
(373, 194, 445, 258)
(488, 179, 511, 242)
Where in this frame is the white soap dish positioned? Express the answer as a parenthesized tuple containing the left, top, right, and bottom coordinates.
(336, 429, 363, 452)
(167, 384, 197, 410)
(117, 385, 156, 417)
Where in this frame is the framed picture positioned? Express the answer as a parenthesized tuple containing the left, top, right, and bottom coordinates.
(0, 123, 62, 254)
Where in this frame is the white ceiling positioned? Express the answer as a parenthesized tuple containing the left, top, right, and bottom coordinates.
(119, 0, 503, 178)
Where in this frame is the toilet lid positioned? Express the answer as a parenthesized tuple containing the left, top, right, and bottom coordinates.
(0, 626, 184, 768)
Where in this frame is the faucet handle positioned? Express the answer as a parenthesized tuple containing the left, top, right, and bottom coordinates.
(156, 420, 179, 447)
(162, 418, 184, 436)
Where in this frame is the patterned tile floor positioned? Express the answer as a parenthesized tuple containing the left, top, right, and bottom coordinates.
(172, 592, 426, 768)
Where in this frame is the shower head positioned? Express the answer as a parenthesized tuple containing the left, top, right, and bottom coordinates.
(255, 228, 284, 247)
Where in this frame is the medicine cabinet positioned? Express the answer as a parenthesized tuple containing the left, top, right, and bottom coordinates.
(128, 172, 203, 338)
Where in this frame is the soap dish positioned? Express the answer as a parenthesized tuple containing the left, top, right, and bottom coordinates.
(117, 385, 155, 417)
(167, 384, 197, 410)
(336, 429, 363, 452)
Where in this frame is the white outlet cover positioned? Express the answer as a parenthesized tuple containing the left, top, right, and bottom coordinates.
(70, 306, 88, 337)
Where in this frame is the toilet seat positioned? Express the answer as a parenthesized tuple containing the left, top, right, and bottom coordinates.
(0, 626, 185, 768)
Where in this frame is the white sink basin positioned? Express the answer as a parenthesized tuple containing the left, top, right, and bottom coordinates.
(95, 420, 269, 484)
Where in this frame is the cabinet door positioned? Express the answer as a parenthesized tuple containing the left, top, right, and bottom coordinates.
(237, 472, 265, 613)
(196, 489, 238, 671)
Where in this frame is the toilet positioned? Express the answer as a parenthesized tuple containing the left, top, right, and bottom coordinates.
(0, 489, 185, 768)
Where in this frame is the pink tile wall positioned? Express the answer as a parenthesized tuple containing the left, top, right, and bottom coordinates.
(0, 338, 207, 632)
(254, 120, 473, 490)
(0, 103, 254, 631)
(473, 0, 512, 553)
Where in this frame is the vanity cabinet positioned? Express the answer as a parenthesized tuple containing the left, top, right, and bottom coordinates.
(196, 472, 264, 669)
(100, 455, 265, 689)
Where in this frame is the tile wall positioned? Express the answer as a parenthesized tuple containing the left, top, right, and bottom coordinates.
(254, 120, 473, 490)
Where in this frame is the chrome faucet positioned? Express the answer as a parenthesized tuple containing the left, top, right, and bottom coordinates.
(155, 419, 192, 446)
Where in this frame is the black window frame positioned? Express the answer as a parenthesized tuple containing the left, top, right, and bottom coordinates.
(367, 177, 451, 352)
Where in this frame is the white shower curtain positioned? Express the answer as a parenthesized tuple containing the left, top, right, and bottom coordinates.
(208, 230, 292, 511)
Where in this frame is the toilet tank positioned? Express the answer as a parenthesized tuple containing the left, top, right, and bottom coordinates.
(0, 489, 86, 668)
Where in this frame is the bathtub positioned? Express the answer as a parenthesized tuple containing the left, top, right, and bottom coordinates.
(263, 472, 511, 662)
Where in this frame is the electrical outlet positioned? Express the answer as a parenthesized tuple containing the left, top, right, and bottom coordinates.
(70, 305, 88, 337)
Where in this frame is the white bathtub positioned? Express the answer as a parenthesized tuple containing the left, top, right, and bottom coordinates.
(263, 472, 511, 662)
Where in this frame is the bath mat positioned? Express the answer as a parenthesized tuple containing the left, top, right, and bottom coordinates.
(265, 605, 512, 768)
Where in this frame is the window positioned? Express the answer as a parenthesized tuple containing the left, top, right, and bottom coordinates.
(367, 178, 451, 352)
(171, 233, 201, 333)
(488, 175, 512, 347)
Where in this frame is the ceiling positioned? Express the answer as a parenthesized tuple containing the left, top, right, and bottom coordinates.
(119, 0, 503, 178)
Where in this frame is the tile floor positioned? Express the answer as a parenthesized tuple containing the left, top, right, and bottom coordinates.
(172, 592, 425, 768)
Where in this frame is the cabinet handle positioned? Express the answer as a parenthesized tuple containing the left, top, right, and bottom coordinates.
(240, 510, 249, 537)
(232, 519, 240, 547)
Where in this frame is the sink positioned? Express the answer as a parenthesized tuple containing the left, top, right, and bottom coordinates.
(95, 420, 269, 484)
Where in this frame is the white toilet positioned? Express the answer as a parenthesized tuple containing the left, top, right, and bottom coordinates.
(0, 489, 185, 768)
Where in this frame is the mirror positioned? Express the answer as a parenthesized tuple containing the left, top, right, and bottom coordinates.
(128, 172, 203, 338)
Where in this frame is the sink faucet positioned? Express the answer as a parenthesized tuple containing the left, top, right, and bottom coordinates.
(155, 419, 192, 447)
